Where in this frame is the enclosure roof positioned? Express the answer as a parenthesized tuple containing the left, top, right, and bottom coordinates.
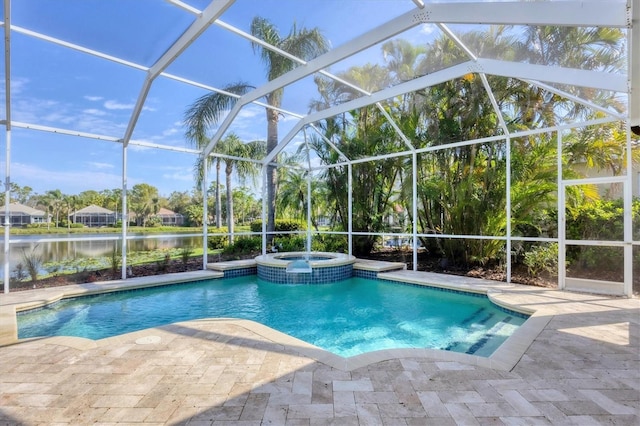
(1, 0, 638, 193)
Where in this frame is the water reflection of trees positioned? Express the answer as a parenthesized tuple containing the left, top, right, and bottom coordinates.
(3, 235, 203, 276)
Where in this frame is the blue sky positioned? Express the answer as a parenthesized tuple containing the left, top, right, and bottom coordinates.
(1, 0, 540, 199)
(0, 0, 443, 198)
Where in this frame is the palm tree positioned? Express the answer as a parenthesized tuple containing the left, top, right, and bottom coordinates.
(278, 167, 327, 231)
(214, 134, 265, 243)
(185, 17, 328, 243)
(64, 194, 78, 230)
(277, 168, 308, 221)
(43, 189, 64, 228)
(129, 183, 160, 227)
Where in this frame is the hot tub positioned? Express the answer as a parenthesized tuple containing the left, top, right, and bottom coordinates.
(254, 251, 356, 284)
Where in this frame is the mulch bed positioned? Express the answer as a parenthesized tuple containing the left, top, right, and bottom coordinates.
(9, 248, 562, 292)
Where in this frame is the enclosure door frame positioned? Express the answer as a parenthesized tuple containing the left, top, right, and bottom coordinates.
(559, 176, 632, 297)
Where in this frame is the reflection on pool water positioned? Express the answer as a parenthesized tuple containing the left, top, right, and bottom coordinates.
(17, 276, 528, 358)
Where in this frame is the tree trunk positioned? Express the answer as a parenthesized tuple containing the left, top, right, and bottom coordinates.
(226, 162, 234, 245)
(266, 107, 279, 245)
(216, 158, 222, 228)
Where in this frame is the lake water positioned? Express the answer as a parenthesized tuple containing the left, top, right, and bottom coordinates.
(0, 233, 204, 278)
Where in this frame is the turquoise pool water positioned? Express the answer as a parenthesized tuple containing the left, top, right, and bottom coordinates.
(17, 277, 527, 357)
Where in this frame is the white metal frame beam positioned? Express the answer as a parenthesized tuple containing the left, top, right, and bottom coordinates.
(630, 0, 640, 134)
(3, 0, 12, 294)
(419, 1, 627, 27)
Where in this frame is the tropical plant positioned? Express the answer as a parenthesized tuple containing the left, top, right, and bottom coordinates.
(183, 204, 204, 227)
(109, 247, 120, 275)
(42, 189, 65, 228)
(185, 16, 328, 243)
(179, 246, 194, 267)
(21, 246, 42, 283)
(523, 243, 559, 277)
(213, 133, 265, 243)
(129, 183, 160, 226)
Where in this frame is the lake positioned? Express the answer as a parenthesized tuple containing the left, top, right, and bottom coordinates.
(0, 233, 205, 278)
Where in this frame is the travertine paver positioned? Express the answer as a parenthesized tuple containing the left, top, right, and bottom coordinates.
(0, 274, 638, 425)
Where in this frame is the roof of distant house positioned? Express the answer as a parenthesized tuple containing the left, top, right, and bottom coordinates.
(71, 204, 114, 215)
(157, 208, 183, 216)
(7, 203, 47, 216)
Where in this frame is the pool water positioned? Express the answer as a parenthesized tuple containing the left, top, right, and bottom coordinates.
(17, 277, 527, 357)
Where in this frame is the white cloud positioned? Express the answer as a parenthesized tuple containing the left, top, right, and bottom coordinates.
(238, 107, 261, 119)
(84, 95, 103, 102)
(128, 144, 151, 152)
(162, 170, 193, 182)
(83, 108, 106, 116)
(10, 77, 29, 94)
(162, 127, 179, 137)
(104, 99, 134, 110)
(420, 24, 436, 36)
(86, 161, 114, 170)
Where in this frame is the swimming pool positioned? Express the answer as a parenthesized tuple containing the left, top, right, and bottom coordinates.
(17, 276, 528, 357)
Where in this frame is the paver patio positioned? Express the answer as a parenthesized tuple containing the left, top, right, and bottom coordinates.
(0, 271, 638, 425)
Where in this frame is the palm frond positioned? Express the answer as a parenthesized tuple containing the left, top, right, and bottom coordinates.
(184, 82, 253, 148)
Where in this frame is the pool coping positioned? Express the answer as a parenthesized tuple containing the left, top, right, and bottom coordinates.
(254, 251, 356, 269)
(0, 265, 551, 371)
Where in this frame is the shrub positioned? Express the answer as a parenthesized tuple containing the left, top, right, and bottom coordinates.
(21, 247, 42, 282)
(277, 236, 306, 252)
(109, 247, 120, 274)
(179, 246, 194, 266)
(523, 243, 559, 276)
(156, 253, 171, 272)
(25, 223, 49, 229)
(208, 227, 229, 250)
(222, 236, 262, 255)
(11, 263, 26, 282)
(146, 216, 162, 228)
(312, 234, 348, 253)
(250, 219, 307, 233)
(559, 198, 640, 274)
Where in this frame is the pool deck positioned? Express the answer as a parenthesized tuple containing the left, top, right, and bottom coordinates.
(0, 267, 638, 424)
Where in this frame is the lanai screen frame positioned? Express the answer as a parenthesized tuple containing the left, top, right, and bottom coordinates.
(2, 0, 639, 296)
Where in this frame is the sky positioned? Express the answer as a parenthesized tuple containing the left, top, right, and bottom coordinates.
(0, 0, 429, 198)
(0, 0, 624, 199)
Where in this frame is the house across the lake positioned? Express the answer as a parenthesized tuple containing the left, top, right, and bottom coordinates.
(155, 208, 184, 226)
(0, 203, 49, 227)
(70, 204, 117, 227)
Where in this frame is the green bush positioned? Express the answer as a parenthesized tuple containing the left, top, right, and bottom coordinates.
(179, 246, 194, 266)
(207, 227, 229, 250)
(222, 236, 262, 255)
(250, 219, 307, 233)
(560, 198, 640, 274)
(311, 234, 348, 252)
(25, 223, 49, 229)
(146, 216, 162, 228)
(523, 243, 559, 276)
(276, 236, 306, 252)
(21, 247, 42, 282)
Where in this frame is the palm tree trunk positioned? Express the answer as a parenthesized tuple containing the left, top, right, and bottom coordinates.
(266, 107, 279, 245)
(225, 162, 234, 245)
(216, 158, 222, 228)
